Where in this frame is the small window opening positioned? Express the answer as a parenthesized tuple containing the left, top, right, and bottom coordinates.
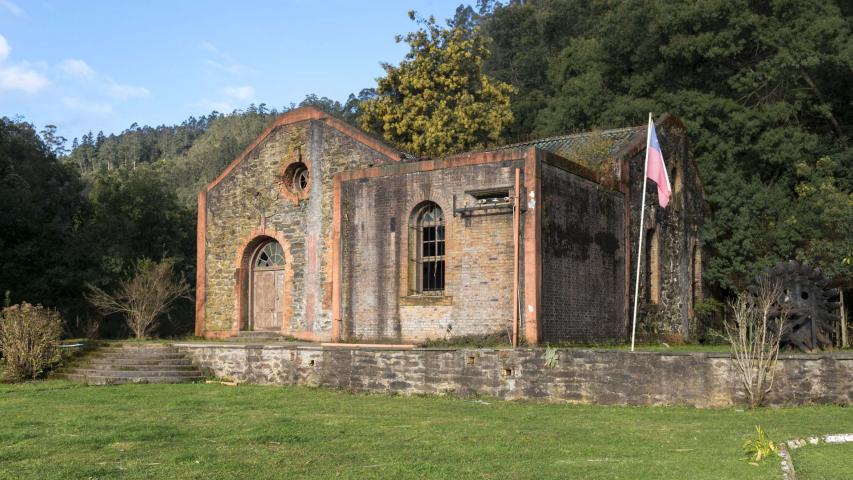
(469, 188, 511, 206)
(647, 228, 661, 304)
(502, 367, 513, 377)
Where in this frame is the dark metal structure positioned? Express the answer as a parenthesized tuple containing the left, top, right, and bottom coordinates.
(755, 261, 840, 352)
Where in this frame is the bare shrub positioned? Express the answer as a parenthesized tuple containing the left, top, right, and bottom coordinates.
(0, 303, 63, 381)
(85, 258, 190, 340)
(724, 278, 786, 408)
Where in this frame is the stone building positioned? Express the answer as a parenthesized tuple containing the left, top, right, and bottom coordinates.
(195, 106, 704, 344)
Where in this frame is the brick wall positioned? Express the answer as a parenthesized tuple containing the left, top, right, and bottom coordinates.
(340, 159, 525, 342)
(540, 162, 626, 341)
(203, 118, 393, 338)
(176, 343, 853, 408)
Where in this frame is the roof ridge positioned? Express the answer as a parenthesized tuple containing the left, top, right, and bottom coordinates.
(493, 125, 644, 152)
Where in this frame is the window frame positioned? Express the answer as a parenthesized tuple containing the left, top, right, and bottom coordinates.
(409, 202, 446, 296)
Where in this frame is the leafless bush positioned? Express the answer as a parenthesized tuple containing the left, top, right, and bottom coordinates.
(85, 258, 190, 339)
(0, 302, 63, 381)
(724, 278, 786, 408)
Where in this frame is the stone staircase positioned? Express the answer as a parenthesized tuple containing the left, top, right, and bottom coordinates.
(55, 343, 204, 385)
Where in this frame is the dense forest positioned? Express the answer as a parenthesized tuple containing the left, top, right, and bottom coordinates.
(1, 0, 850, 338)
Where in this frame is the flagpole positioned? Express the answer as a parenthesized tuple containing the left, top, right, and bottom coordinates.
(631, 112, 653, 352)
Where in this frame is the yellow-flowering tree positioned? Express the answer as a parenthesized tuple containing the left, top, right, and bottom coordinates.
(360, 12, 514, 158)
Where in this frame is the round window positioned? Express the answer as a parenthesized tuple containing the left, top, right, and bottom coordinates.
(293, 165, 309, 192)
(277, 161, 310, 198)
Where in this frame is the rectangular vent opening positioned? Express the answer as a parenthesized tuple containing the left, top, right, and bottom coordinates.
(468, 188, 511, 206)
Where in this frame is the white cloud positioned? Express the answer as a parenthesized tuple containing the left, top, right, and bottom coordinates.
(223, 85, 255, 100)
(105, 78, 150, 100)
(58, 58, 95, 79)
(0, 64, 49, 93)
(61, 96, 113, 115)
(0, 34, 49, 94)
(0, 0, 25, 18)
(0, 34, 9, 61)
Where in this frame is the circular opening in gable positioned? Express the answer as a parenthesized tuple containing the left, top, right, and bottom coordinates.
(278, 161, 309, 196)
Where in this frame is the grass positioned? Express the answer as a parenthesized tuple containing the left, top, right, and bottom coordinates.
(0, 381, 850, 479)
(792, 443, 853, 480)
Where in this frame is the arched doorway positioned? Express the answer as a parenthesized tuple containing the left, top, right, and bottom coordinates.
(249, 240, 286, 331)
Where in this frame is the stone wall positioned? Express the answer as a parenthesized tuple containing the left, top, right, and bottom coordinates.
(203, 117, 393, 338)
(340, 159, 525, 342)
(540, 161, 626, 342)
(627, 115, 705, 340)
(175, 343, 853, 408)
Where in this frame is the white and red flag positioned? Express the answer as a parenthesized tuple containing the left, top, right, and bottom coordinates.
(645, 120, 671, 208)
(631, 113, 672, 352)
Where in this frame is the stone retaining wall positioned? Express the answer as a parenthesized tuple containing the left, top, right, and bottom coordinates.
(173, 344, 853, 408)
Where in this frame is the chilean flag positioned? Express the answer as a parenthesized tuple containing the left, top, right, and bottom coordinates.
(646, 119, 671, 208)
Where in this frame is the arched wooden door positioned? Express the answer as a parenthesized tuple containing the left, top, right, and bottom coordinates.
(250, 241, 286, 331)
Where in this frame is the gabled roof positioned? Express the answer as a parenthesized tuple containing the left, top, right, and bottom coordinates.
(206, 106, 403, 192)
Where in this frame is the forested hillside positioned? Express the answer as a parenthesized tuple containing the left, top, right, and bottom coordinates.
(471, 0, 852, 292)
(2, 0, 850, 338)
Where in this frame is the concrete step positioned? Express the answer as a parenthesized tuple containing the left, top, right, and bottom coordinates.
(92, 342, 175, 348)
(56, 343, 203, 385)
(55, 373, 204, 385)
(60, 368, 202, 378)
(69, 363, 198, 372)
(90, 346, 179, 354)
(82, 357, 193, 367)
(86, 351, 187, 359)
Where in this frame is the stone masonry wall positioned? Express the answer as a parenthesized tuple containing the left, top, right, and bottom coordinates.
(204, 119, 392, 337)
(176, 343, 853, 408)
(540, 162, 626, 342)
(628, 117, 704, 340)
(340, 159, 524, 342)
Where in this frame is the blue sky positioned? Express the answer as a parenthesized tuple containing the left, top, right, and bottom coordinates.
(0, 0, 464, 143)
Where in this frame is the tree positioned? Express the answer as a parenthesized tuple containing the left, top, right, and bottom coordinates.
(38, 124, 67, 157)
(0, 118, 88, 311)
(359, 12, 515, 157)
(85, 258, 190, 339)
(724, 278, 786, 408)
(792, 156, 853, 285)
(478, 0, 852, 292)
(85, 166, 195, 280)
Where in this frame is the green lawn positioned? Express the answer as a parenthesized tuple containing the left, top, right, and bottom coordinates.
(792, 443, 853, 480)
(0, 381, 850, 479)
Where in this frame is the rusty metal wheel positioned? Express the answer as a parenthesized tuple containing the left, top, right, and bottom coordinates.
(752, 261, 840, 352)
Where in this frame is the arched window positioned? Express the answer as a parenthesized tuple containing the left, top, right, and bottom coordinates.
(410, 202, 445, 294)
(254, 241, 285, 268)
